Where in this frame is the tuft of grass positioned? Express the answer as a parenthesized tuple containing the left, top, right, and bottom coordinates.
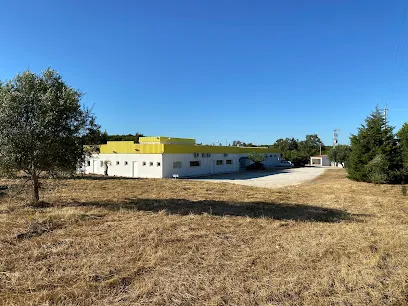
(1, 169, 408, 305)
(401, 184, 407, 196)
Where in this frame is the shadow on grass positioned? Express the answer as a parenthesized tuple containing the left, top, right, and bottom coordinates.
(52, 175, 138, 181)
(191, 169, 292, 180)
(67, 198, 356, 223)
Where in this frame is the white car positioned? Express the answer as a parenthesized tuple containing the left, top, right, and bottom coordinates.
(278, 160, 294, 167)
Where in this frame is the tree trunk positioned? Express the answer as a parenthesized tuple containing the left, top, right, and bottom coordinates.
(32, 170, 40, 206)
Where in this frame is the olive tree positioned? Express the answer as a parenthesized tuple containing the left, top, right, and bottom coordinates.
(0, 68, 99, 206)
(328, 145, 351, 167)
(248, 152, 266, 163)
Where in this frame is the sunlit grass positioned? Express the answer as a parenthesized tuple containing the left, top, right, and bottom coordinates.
(1, 169, 407, 305)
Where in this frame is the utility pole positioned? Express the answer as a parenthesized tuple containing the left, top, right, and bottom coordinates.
(333, 129, 340, 147)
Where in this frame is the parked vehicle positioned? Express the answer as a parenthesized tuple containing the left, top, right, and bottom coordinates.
(278, 160, 294, 167)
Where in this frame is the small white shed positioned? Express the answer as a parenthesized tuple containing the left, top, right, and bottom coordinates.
(310, 155, 331, 166)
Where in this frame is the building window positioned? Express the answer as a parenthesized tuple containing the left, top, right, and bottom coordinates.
(202, 153, 206, 158)
(100, 161, 103, 167)
(125, 161, 128, 166)
(216, 160, 223, 165)
(173, 161, 182, 169)
(157, 162, 161, 167)
(207, 153, 211, 157)
(150, 162, 153, 166)
(116, 161, 120, 165)
(224, 153, 228, 157)
(87, 161, 91, 167)
(190, 161, 200, 167)
(143, 162, 146, 166)
(226, 160, 232, 165)
(193, 152, 199, 158)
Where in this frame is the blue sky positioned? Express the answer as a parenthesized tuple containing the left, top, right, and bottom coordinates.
(1, 1, 408, 146)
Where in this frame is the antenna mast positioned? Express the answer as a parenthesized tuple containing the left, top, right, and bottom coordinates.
(383, 106, 388, 129)
(333, 129, 340, 147)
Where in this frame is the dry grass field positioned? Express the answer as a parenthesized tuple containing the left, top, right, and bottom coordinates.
(1, 169, 408, 305)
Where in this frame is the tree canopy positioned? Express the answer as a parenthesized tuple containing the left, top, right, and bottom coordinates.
(272, 134, 324, 167)
(347, 107, 403, 183)
(247, 152, 265, 163)
(274, 138, 298, 155)
(0, 68, 99, 205)
(397, 123, 408, 169)
(103, 132, 144, 143)
(298, 134, 324, 157)
(328, 145, 351, 167)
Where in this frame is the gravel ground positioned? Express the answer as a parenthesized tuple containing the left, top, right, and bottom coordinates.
(194, 167, 327, 188)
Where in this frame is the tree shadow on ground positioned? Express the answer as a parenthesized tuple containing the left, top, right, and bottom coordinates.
(66, 198, 359, 223)
(191, 169, 292, 180)
(53, 175, 138, 181)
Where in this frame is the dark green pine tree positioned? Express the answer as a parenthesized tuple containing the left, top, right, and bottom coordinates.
(397, 123, 408, 169)
(347, 107, 403, 183)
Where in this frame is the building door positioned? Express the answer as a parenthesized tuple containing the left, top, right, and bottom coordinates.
(132, 161, 139, 177)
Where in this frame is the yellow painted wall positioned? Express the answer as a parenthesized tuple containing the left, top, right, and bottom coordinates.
(100, 141, 165, 154)
(100, 141, 135, 154)
(100, 140, 280, 155)
(162, 144, 280, 154)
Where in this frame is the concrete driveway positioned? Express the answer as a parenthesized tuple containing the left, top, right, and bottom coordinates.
(194, 167, 327, 188)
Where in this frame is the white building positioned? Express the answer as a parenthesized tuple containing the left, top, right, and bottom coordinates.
(310, 155, 331, 167)
(82, 136, 283, 178)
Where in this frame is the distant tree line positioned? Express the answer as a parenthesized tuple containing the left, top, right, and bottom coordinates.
(83, 132, 145, 145)
(229, 135, 325, 167)
(231, 140, 259, 147)
(272, 134, 324, 167)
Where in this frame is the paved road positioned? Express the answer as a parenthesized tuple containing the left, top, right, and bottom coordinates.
(194, 167, 327, 188)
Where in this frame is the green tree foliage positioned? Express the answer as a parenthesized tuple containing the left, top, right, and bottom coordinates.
(328, 145, 351, 167)
(397, 123, 408, 169)
(247, 152, 265, 163)
(231, 140, 257, 147)
(273, 135, 323, 167)
(347, 107, 403, 183)
(0, 69, 99, 206)
(274, 138, 298, 156)
(298, 134, 324, 156)
(105, 132, 144, 143)
(366, 154, 389, 184)
(285, 150, 309, 167)
(232, 140, 244, 146)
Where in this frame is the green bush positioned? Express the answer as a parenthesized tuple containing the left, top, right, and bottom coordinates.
(286, 150, 309, 167)
(366, 154, 389, 184)
(401, 184, 407, 196)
